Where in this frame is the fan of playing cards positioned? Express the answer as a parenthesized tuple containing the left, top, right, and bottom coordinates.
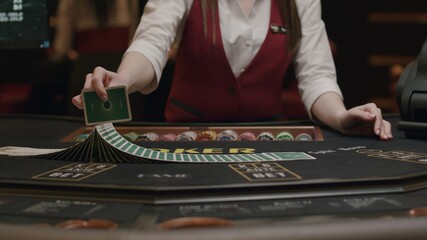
(0, 86, 315, 163)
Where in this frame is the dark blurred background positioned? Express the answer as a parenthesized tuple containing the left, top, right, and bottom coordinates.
(0, 0, 426, 121)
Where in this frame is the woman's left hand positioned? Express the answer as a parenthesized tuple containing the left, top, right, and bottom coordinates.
(337, 103, 393, 141)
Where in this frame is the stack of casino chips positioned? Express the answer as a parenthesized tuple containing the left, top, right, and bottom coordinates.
(109, 129, 314, 142)
(216, 130, 238, 141)
(123, 132, 140, 141)
(196, 131, 217, 141)
(276, 131, 294, 141)
(257, 132, 275, 141)
(294, 133, 313, 141)
(159, 133, 177, 141)
(238, 132, 257, 141)
(138, 132, 160, 141)
(176, 131, 198, 141)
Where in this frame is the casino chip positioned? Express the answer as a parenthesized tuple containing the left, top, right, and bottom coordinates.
(159, 133, 177, 141)
(138, 132, 160, 141)
(123, 132, 140, 141)
(238, 132, 256, 141)
(276, 131, 294, 141)
(176, 131, 197, 141)
(217, 130, 238, 141)
(295, 133, 313, 141)
(257, 132, 275, 141)
(196, 130, 217, 141)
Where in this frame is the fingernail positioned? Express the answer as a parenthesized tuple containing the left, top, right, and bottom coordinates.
(101, 94, 108, 102)
(376, 129, 380, 135)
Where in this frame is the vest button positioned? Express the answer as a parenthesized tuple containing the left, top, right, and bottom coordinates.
(228, 87, 237, 95)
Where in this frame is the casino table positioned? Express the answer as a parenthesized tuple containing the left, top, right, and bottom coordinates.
(1, 114, 427, 240)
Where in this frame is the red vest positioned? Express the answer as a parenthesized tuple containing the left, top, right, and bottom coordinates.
(165, 0, 291, 122)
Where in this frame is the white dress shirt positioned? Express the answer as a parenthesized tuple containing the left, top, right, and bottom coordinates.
(126, 0, 343, 116)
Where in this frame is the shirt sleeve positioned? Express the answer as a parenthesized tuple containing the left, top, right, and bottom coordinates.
(294, 0, 343, 118)
(124, 0, 192, 94)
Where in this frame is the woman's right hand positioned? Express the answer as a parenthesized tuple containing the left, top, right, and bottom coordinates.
(72, 66, 130, 109)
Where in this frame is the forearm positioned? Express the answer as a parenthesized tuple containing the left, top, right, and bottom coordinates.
(311, 92, 347, 130)
(117, 52, 157, 93)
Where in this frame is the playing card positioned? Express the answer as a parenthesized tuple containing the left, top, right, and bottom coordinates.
(82, 86, 132, 126)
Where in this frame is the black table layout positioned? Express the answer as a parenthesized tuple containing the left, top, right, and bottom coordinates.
(1, 114, 427, 240)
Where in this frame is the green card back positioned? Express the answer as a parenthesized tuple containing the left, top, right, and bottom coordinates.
(82, 86, 132, 126)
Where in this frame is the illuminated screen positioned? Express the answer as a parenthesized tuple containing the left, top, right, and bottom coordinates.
(0, 0, 50, 49)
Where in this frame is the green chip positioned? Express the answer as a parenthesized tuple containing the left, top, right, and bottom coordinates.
(82, 86, 132, 126)
(276, 131, 294, 141)
(295, 133, 313, 141)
